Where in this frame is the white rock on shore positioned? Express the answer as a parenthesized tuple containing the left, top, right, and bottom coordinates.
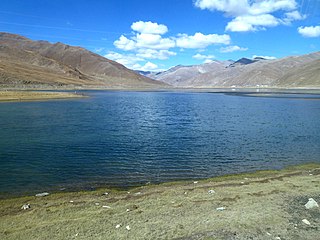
(302, 219, 311, 225)
(305, 198, 319, 209)
(21, 204, 30, 210)
(35, 192, 49, 197)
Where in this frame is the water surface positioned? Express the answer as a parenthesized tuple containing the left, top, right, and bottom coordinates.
(0, 91, 319, 196)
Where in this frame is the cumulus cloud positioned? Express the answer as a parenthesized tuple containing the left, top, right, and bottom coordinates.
(193, 53, 215, 60)
(136, 49, 176, 60)
(114, 35, 136, 51)
(220, 45, 248, 53)
(176, 32, 230, 48)
(105, 51, 144, 68)
(298, 25, 320, 37)
(226, 14, 279, 32)
(195, 0, 305, 32)
(131, 21, 168, 34)
(252, 55, 277, 60)
(135, 33, 175, 49)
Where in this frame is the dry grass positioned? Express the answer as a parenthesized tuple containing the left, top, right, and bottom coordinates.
(0, 91, 85, 102)
(0, 164, 319, 239)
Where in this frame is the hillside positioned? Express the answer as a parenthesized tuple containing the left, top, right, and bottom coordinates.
(0, 32, 165, 89)
(149, 52, 320, 88)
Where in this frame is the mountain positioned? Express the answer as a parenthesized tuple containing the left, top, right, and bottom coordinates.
(0, 32, 165, 89)
(149, 52, 320, 88)
(146, 60, 233, 86)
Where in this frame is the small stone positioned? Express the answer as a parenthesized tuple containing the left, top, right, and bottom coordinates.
(302, 219, 311, 225)
(126, 209, 130, 212)
(102, 192, 109, 196)
(275, 237, 281, 240)
(134, 192, 141, 196)
(216, 207, 226, 211)
(208, 190, 215, 194)
(244, 178, 249, 180)
(184, 192, 187, 195)
(116, 224, 121, 229)
(69, 200, 74, 203)
(102, 205, 111, 209)
(35, 192, 49, 197)
(194, 181, 198, 184)
(21, 204, 30, 210)
(266, 232, 271, 236)
(309, 174, 313, 176)
(126, 225, 131, 231)
(240, 182, 245, 184)
(305, 198, 319, 209)
(95, 203, 100, 206)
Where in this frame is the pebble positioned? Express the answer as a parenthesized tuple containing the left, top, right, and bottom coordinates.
(208, 190, 215, 194)
(216, 207, 226, 211)
(116, 224, 121, 229)
(134, 192, 142, 196)
(102, 192, 109, 196)
(21, 204, 30, 210)
(126, 209, 130, 212)
(244, 178, 249, 180)
(102, 205, 111, 209)
(266, 232, 271, 236)
(275, 237, 281, 240)
(240, 182, 245, 184)
(95, 203, 100, 206)
(193, 181, 198, 184)
(305, 198, 319, 209)
(35, 192, 49, 197)
(302, 219, 311, 225)
(69, 200, 74, 203)
(126, 225, 131, 231)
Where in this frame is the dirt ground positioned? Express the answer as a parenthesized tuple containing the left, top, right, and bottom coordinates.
(0, 164, 319, 240)
(0, 90, 85, 102)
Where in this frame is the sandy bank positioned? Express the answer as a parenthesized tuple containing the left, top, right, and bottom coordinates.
(0, 91, 85, 102)
(0, 164, 319, 239)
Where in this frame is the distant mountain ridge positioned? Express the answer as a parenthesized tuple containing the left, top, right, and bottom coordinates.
(0, 32, 165, 89)
(147, 52, 320, 88)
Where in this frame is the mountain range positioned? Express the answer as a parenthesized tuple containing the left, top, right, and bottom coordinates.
(0, 32, 319, 89)
(144, 52, 320, 88)
(0, 32, 165, 89)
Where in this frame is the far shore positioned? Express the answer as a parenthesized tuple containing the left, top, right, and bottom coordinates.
(1, 163, 319, 239)
(0, 90, 86, 102)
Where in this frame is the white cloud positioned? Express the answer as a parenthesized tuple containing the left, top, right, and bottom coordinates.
(131, 21, 168, 34)
(203, 59, 215, 64)
(139, 62, 159, 71)
(226, 14, 280, 32)
(252, 55, 277, 60)
(220, 45, 248, 53)
(135, 33, 175, 49)
(195, 0, 305, 32)
(298, 25, 320, 38)
(192, 53, 215, 60)
(114, 35, 136, 51)
(105, 51, 144, 68)
(176, 32, 230, 48)
(136, 49, 176, 60)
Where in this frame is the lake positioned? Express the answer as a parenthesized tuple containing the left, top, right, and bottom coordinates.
(0, 90, 320, 197)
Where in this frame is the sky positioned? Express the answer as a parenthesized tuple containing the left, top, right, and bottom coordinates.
(1, 0, 320, 71)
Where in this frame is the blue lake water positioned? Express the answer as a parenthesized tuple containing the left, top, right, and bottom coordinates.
(0, 91, 320, 197)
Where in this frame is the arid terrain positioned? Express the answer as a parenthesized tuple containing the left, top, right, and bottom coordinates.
(1, 164, 319, 240)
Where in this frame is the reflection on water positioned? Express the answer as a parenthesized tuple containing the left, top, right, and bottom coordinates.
(0, 91, 319, 196)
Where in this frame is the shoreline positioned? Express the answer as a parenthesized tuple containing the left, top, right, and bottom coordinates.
(0, 90, 86, 102)
(1, 163, 319, 239)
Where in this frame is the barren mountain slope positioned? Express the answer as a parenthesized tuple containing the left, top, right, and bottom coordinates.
(0, 32, 165, 88)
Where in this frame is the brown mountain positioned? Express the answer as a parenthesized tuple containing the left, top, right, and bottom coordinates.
(149, 52, 320, 88)
(0, 32, 165, 89)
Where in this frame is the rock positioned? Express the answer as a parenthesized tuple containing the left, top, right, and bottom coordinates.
(35, 192, 49, 197)
(126, 209, 130, 212)
(95, 203, 100, 206)
(69, 200, 74, 203)
(126, 225, 131, 231)
(240, 182, 245, 184)
(116, 224, 121, 229)
(21, 204, 30, 210)
(193, 181, 198, 184)
(102, 192, 109, 196)
(302, 219, 311, 225)
(102, 205, 111, 209)
(305, 198, 319, 209)
(275, 237, 281, 240)
(208, 190, 215, 194)
(134, 192, 142, 196)
(216, 207, 226, 211)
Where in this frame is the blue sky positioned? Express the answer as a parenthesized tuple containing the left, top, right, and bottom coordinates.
(1, 0, 319, 71)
